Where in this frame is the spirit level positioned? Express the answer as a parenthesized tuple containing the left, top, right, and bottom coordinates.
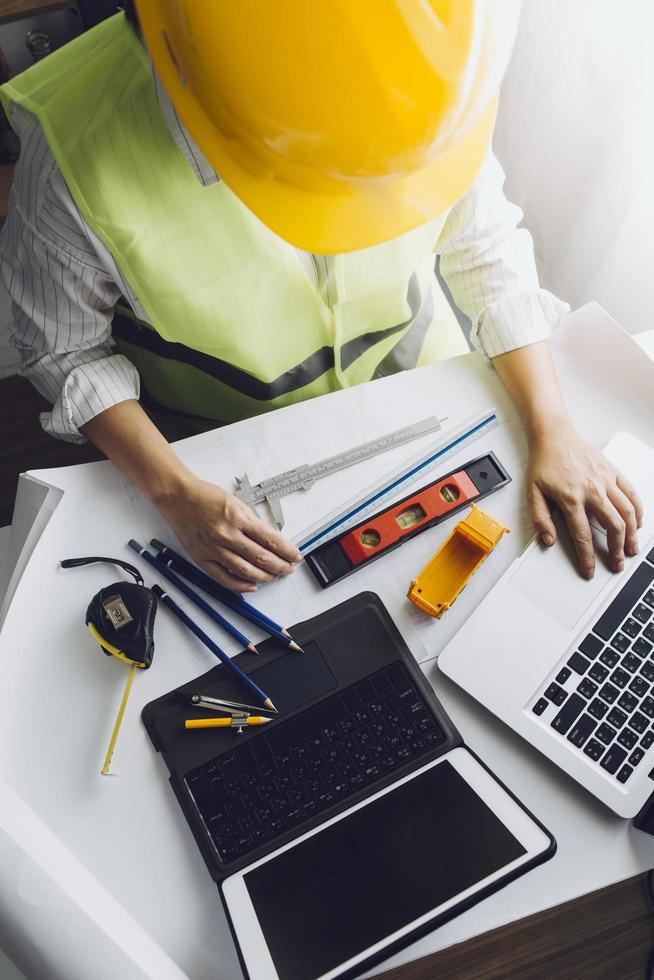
(304, 452, 510, 588)
(297, 407, 498, 552)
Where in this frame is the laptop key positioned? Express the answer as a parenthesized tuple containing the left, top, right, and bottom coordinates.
(369, 700, 386, 718)
(532, 698, 549, 716)
(577, 678, 598, 699)
(584, 738, 605, 761)
(593, 562, 654, 640)
(622, 653, 641, 673)
(634, 604, 653, 624)
(607, 707, 628, 729)
(629, 748, 645, 766)
(568, 652, 590, 675)
(596, 723, 617, 745)
(629, 676, 649, 699)
(357, 680, 374, 702)
(641, 663, 654, 683)
(545, 682, 567, 705)
(598, 682, 619, 704)
(589, 663, 609, 684)
(387, 685, 417, 709)
(551, 694, 586, 734)
(618, 691, 638, 713)
(579, 634, 604, 658)
(600, 649, 619, 668)
(600, 744, 627, 774)
(629, 712, 649, 735)
(634, 638, 653, 658)
(374, 673, 392, 696)
(645, 589, 654, 608)
(641, 697, 654, 718)
(388, 664, 407, 687)
(610, 668, 629, 689)
(610, 633, 630, 654)
(343, 689, 360, 711)
(567, 714, 596, 747)
(645, 624, 654, 643)
(617, 765, 633, 784)
(588, 698, 609, 720)
(404, 701, 427, 720)
(622, 619, 642, 639)
(218, 843, 238, 862)
(617, 728, 638, 750)
(556, 667, 572, 685)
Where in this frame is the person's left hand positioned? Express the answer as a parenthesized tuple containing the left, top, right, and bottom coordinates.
(526, 421, 643, 579)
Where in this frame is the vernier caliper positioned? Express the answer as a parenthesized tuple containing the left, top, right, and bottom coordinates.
(233, 416, 443, 529)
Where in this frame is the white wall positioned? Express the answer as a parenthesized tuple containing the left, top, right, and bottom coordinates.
(494, 0, 654, 335)
(0, 946, 26, 980)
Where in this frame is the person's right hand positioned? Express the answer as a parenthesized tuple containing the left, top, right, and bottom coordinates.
(158, 476, 302, 592)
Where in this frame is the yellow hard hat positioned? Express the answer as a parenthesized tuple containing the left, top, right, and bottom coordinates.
(136, 0, 521, 254)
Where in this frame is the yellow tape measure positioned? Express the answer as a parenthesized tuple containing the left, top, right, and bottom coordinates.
(61, 556, 158, 776)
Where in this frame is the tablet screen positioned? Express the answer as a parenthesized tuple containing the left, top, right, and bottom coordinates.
(243, 759, 526, 980)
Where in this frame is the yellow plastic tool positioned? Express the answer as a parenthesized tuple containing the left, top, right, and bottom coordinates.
(408, 506, 509, 619)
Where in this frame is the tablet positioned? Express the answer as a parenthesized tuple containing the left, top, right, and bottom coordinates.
(222, 747, 553, 980)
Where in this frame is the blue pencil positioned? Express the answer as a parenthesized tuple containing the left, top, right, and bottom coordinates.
(150, 540, 302, 653)
(150, 538, 288, 635)
(128, 541, 258, 654)
(150, 585, 277, 712)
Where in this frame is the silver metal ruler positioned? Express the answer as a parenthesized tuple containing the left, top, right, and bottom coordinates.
(296, 406, 499, 552)
(233, 416, 443, 529)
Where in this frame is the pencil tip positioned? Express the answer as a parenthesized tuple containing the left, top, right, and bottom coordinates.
(261, 717, 273, 724)
(282, 629, 291, 637)
(264, 698, 278, 713)
(289, 641, 304, 653)
(247, 643, 259, 655)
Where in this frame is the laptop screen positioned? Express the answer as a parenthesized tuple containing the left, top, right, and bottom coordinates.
(244, 759, 526, 979)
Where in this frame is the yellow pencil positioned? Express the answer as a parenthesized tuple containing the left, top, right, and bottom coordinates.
(185, 716, 273, 729)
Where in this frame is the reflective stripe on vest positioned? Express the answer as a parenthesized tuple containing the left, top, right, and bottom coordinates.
(0, 14, 467, 428)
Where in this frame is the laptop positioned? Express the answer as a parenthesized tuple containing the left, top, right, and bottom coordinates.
(143, 592, 554, 980)
(439, 431, 654, 819)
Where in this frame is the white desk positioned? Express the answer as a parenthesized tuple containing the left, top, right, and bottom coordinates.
(1, 303, 654, 980)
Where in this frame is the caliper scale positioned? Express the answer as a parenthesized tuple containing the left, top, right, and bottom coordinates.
(233, 416, 444, 529)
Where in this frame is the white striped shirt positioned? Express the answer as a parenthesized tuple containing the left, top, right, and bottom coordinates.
(0, 77, 568, 443)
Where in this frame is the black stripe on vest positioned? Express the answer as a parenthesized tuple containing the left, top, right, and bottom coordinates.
(111, 273, 426, 401)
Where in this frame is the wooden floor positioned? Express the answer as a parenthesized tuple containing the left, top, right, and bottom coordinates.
(2, 375, 654, 979)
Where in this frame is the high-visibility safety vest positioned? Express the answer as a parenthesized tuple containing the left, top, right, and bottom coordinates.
(0, 14, 467, 436)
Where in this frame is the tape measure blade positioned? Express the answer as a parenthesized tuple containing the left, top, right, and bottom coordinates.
(296, 409, 498, 551)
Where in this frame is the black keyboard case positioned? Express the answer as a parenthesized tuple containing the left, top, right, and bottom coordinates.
(142, 592, 555, 980)
(142, 591, 462, 883)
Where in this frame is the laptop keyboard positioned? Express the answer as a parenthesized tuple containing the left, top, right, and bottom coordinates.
(532, 549, 654, 786)
(185, 662, 445, 864)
